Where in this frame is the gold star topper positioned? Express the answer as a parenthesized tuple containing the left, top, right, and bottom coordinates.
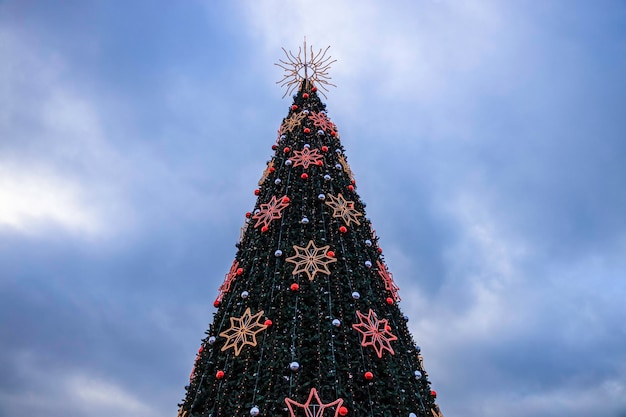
(286, 240, 337, 281)
(219, 308, 268, 356)
(276, 38, 337, 98)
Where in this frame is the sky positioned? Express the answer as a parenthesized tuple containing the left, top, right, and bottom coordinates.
(1, 0, 625, 416)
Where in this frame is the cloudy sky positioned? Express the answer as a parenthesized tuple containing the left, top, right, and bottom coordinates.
(1, 1, 625, 416)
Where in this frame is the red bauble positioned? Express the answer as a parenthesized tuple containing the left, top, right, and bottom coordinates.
(312, 87, 318, 92)
(431, 390, 437, 398)
(269, 166, 275, 173)
(261, 226, 269, 233)
(339, 407, 348, 416)
(254, 189, 260, 195)
(213, 300, 220, 307)
(364, 371, 374, 380)
(351, 179, 356, 185)
(264, 319, 273, 327)
(216, 370, 225, 379)
(377, 247, 383, 253)
(339, 226, 347, 233)
(321, 146, 329, 152)
(304, 127, 311, 134)
(290, 283, 300, 291)
(327, 250, 335, 258)
(272, 144, 278, 150)
(386, 297, 394, 305)
(236, 268, 244, 275)
(245, 212, 251, 218)
(385, 324, 391, 331)
(301, 173, 308, 180)
(282, 196, 290, 203)
(198, 346, 204, 353)
(330, 131, 336, 137)
(303, 93, 309, 99)
(316, 160, 323, 166)
(284, 147, 291, 153)
(347, 185, 354, 192)
(292, 105, 298, 110)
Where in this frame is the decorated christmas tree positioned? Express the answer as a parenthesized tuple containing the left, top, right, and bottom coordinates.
(177, 42, 443, 417)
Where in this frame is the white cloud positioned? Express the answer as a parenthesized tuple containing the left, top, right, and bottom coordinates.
(0, 164, 102, 235)
(0, 27, 132, 239)
(0, 351, 162, 417)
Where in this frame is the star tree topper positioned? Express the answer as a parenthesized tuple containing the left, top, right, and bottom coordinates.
(275, 39, 337, 98)
(252, 195, 290, 230)
(219, 308, 268, 356)
(324, 193, 362, 226)
(285, 388, 344, 417)
(352, 308, 398, 358)
(286, 240, 337, 281)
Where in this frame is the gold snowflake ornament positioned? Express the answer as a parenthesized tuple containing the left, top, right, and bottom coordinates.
(325, 193, 362, 226)
(337, 154, 354, 182)
(219, 308, 268, 356)
(286, 240, 337, 281)
(275, 39, 337, 98)
(258, 160, 274, 186)
(282, 112, 307, 133)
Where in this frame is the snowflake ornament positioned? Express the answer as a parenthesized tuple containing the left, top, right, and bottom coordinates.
(285, 387, 344, 417)
(258, 160, 274, 186)
(337, 154, 354, 182)
(286, 240, 337, 281)
(282, 112, 307, 133)
(290, 147, 324, 169)
(324, 193, 362, 226)
(216, 260, 239, 304)
(252, 195, 290, 230)
(376, 260, 400, 301)
(308, 111, 336, 132)
(352, 309, 398, 358)
(219, 308, 268, 356)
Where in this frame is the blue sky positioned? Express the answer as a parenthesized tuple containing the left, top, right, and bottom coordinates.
(1, 1, 625, 416)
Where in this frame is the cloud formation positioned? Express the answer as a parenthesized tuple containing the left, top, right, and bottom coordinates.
(1, 1, 625, 416)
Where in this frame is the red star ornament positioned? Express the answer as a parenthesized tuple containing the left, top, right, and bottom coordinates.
(285, 388, 344, 417)
(376, 260, 400, 301)
(352, 308, 398, 358)
(290, 147, 324, 169)
(252, 195, 290, 230)
(215, 260, 239, 304)
(308, 111, 336, 132)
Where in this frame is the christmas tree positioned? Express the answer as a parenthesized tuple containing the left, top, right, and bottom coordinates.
(178, 43, 443, 417)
